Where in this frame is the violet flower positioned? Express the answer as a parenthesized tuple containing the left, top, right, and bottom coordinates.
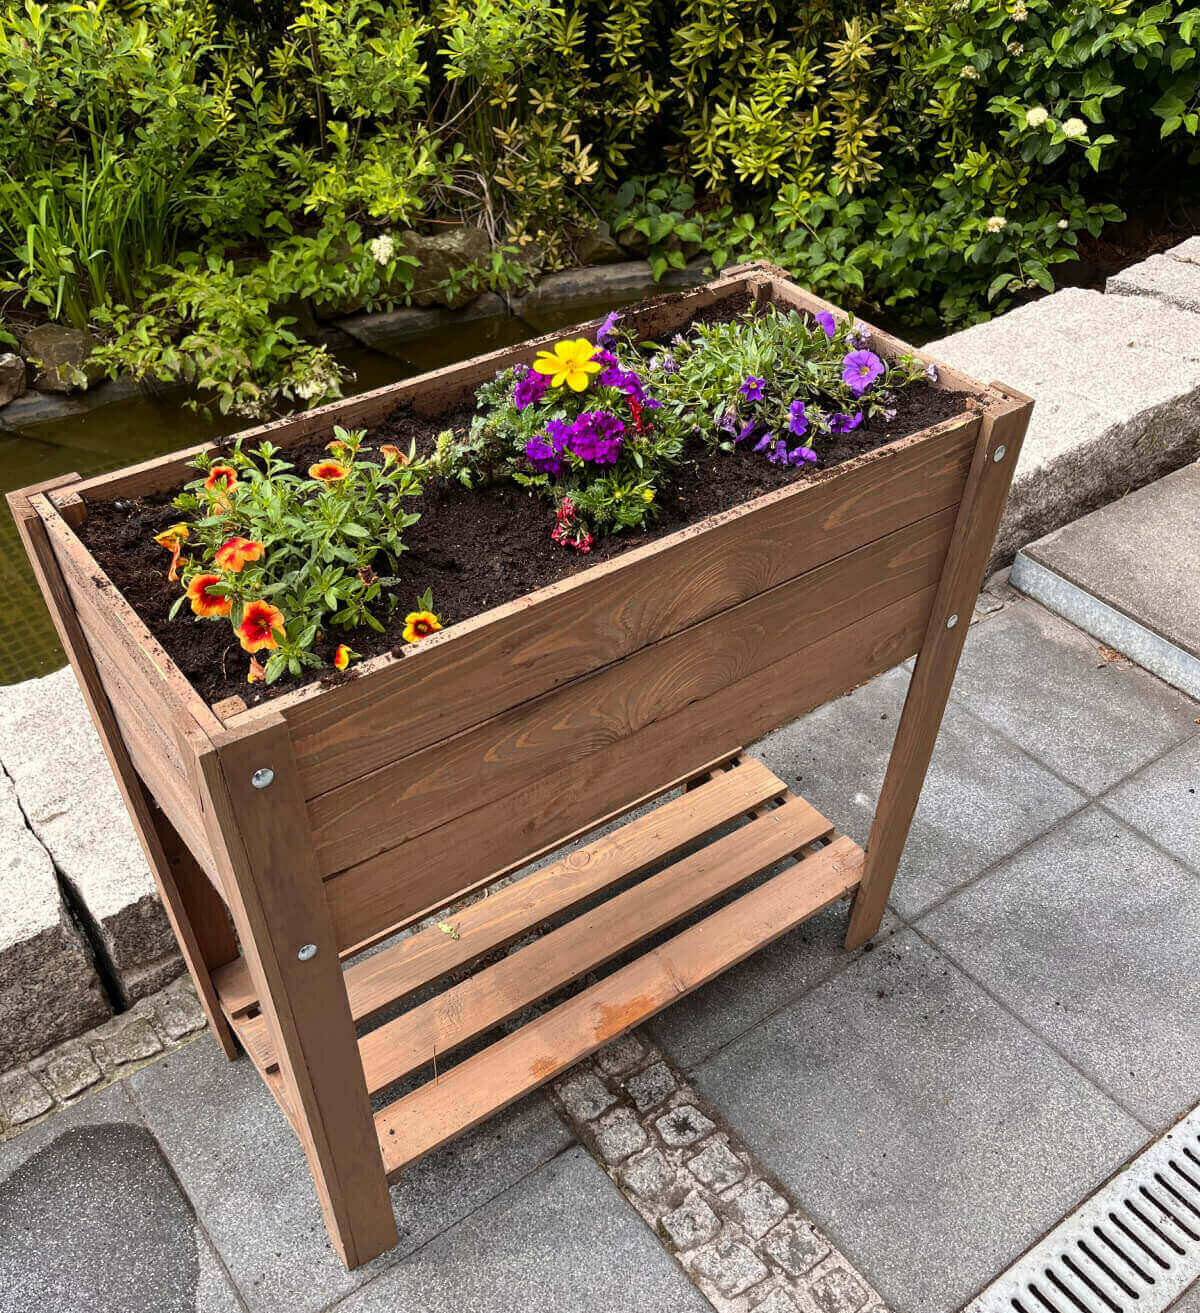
(788, 399, 808, 437)
(735, 420, 757, 443)
(740, 376, 765, 401)
(767, 439, 791, 465)
(513, 367, 551, 410)
(566, 410, 625, 464)
(789, 445, 818, 465)
(925, 362, 939, 383)
(828, 411, 863, 434)
(815, 310, 836, 339)
(754, 432, 774, 453)
(595, 311, 621, 347)
(525, 418, 571, 475)
(842, 350, 884, 397)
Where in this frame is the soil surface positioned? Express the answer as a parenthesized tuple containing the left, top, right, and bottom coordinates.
(79, 301, 972, 706)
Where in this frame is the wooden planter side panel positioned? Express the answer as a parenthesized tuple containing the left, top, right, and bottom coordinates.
(279, 416, 979, 801)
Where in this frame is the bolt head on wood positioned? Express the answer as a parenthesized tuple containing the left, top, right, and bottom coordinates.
(945, 614, 959, 629)
(297, 943, 318, 961)
(992, 444, 1007, 462)
(251, 767, 275, 789)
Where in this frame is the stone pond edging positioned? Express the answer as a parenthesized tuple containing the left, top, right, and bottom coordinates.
(1, 240, 1199, 1081)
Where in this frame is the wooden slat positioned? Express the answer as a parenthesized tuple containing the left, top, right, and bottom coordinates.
(278, 417, 976, 799)
(324, 583, 934, 949)
(309, 504, 958, 873)
(357, 793, 832, 1095)
(375, 833, 864, 1177)
(213, 753, 785, 1024)
(845, 385, 1034, 949)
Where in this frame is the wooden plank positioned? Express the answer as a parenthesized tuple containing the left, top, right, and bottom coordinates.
(195, 718, 398, 1269)
(69, 276, 753, 503)
(212, 753, 784, 1022)
(6, 482, 237, 1059)
(356, 793, 832, 1095)
(309, 504, 957, 873)
(375, 833, 864, 1177)
(325, 582, 935, 949)
(274, 416, 977, 798)
(845, 385, 1034, 949)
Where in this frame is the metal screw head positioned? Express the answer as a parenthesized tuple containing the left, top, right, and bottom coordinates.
(297, 943, 318, 961)
(945, 613, 959, 629)
(992, 444, 1007, 462)
(251, 767, 275, 789)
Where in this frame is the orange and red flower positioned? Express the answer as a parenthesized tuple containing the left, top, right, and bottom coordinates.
(401, 610, 442, 643)
(204, 465, 238, 493)
(379, 444, 408, 466)
(333, 644, 355, 670)
(186, 573, 232, 618)
(236, 600, 285, 652)
(326, 438, 351, 457)
(153, 523, 189, 581)
(214, 536, 265, 573)
(308, 460, 347, 483)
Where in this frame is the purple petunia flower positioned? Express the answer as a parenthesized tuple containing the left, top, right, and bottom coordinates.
(815, 310, 836, 339)
(789, 445, 818, 465)
(847, 324, 870, 349)
(740, 376, 765, 401)
(767, 439, 791, 465)
(735, 420, 757, 444)
(595, 311, 621, 347)
(754, 432, 775, 453)
(566, 410, 625, 464)
(513, 366, 551, 410)
(717, 410, 738, 436)
(788, 399, 808, 438)
(600, 365, 653, 404)
(828, 411, 863, 434)
(925, 362, 939, 383)
(842, 350, 884, 397)
(525, 418, 571, 475)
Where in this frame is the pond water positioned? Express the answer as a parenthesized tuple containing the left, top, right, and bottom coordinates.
(0, 291, 650, 685)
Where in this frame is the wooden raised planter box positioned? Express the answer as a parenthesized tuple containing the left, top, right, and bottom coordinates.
(9, 262, 1031, 1268)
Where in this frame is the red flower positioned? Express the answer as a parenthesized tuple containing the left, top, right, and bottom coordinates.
(333, 644, 356, 670)
(185, 573, 231, 618)
(308, 460, 347, 483)
(214, 536, 265, 573)
(236, 600, 285, 653)
(379, 444, 408, 466)
(205, 465, 238, 492)
(246, 657, 265, 684)
(153, 523, 189, 581)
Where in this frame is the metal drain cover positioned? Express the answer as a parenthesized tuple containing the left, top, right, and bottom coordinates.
(967, 1105, 1200, 1313)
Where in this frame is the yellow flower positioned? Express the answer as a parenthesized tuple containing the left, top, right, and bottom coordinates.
(531, 339, 603, 392)
(642, 488, 655, 503)
(402, 610, 442, 643)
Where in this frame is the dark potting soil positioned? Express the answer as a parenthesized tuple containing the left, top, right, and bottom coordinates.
(78, 307, 972, 707)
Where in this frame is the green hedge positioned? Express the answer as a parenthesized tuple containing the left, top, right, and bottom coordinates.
(1, 0, 1196, 411)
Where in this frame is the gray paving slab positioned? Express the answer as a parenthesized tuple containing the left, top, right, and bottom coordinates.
(926, 286, 1200, 564)
(0, 1082, 243, 1313)
(919, 806, 1200, 1130)
(946, 601, 1198, 793)
(1019, 458, 1200, 659)
(127, 1035, 573, 1313)
(1170, 1280, 1200, 1311)
(749, 661, 1086, 919)
(1103, 734, 1200, 870)
(333, 1145, 713, 1313)
(690, 928, 1146, 1313)
(1107, 250, 1200, 313)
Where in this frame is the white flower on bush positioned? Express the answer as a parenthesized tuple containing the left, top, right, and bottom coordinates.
(960, 64, 978, 80)
(1057, 218, 1069, 229)
(1007, 41, 1024, 55)
(1025, 106, 1049, 128)
(1062, 117, 1088, 138)
(1012, 1, 1028, 18)
(986, 215, 1008, 233)
(369, 233, 396, 265)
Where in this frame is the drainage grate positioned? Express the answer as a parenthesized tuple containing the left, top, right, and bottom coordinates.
(967, 1106, 1200, 1313)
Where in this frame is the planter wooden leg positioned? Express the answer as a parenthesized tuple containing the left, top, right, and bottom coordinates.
(197, 715, 397, 1270)
(7, 479, 238, 1057)
(845, 386, 1034, 950)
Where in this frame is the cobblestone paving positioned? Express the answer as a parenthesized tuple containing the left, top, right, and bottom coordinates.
(0, 975, 207, 1142)
(550, 1032, 887, 1313)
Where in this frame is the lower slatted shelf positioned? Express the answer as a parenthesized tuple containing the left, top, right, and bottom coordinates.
(211, 751, 864, 1178)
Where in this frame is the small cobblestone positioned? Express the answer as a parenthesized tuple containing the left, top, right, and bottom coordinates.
(688, 1138, 747, 1192)
(0, 1071, 53, 1126)
(93, 1019, 163, 1071)
(762, 1216, 829, 1276)
(555, 1069, 616, 1122)
(660, 1195, 721, 1250)
(33, 1042, 102, 1101)
(154, 987, 207, 1041)
(690, 1236, 770, 1297)
(594, 1033, 645, 1076)
(730, 1179, 790, 1240)
(751, 1287, 799, 1313)
(626, 1060, 676, 1112)
(593, 1107, 648, 1163)
(620, 1149, 673, 1202)
(810, 1265, 872, 1313)
(655, 1104, 716, 1148)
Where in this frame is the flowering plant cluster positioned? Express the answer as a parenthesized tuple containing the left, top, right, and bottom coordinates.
(443, 313, 684, 549)
(162, 427, 437, 684)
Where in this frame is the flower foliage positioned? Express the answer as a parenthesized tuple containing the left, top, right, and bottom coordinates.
(167, 426, 425, 682)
